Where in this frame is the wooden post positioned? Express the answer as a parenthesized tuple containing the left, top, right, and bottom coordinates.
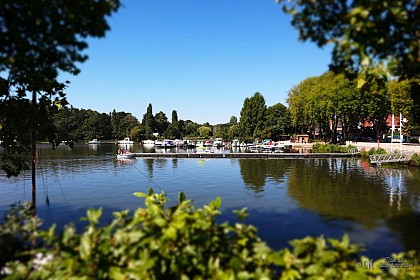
(31, 91, 36, 214)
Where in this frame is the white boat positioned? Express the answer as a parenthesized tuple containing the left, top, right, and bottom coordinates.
(195, 141, 204, 147)
(88, 139, 101, 144)
(204, 140, 212, 147)
(118, 137, 134, 144)
(154, 140, 163, 147)
(116, 151, 136, 159)
(232, 139, 240, 147)
(174, 139, 186, 147)
(142, 139, 155, 145)
(162, 139, 176, 148)
(213, 138, 224, 147)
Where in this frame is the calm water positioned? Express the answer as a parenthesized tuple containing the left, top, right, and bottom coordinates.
(1, 143, 420, 259)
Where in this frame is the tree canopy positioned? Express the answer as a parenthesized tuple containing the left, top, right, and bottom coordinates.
(277, 0, 419, 78)
(0, 0, 120, 176)
(239, 92, 267, 139)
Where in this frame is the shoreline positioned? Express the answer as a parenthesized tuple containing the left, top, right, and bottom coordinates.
(345, 141, 420, 154)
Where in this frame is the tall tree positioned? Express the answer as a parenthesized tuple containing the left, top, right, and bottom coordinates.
(287, 77, 319, 135)
(266, 103, 292, 140)
(362, 78, 391, 141)
(142, 103, 155, 139)
(154, 111, 169, 136)
(166, 110, 181, 139)
(239, 92, 267, 139)
(388, 79, 414, 134)
(333, 74, 363, 141)
(171, 110, 179, 124)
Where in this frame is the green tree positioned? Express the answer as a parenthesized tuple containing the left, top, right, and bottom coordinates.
(388, 79, 413, 118)
(388, 79, 414, 134)
(287, 76, 320, 136)
(266, 103, 292, 140)
(111, 110, 139, 140)
(0, 0, 120, 176)
(184, 120, 199, 137)
(239, 92, 267, 139)
(213, 124, 229, 140)
(171, 110, 179, 124)
(362, 78, 391, 141)
(141, 103, 155, 139)
(165, 110, 181, 139)
(154, 111, 169, 136)
(82, 110, 112, 141)
(129, 126, 141, 142)
(278, 0, 419, 78)
(333, 74, 363, 141)
(198, 126, 212, 139)
(229, 116, 238, 126)
(228, 124, 239, 140)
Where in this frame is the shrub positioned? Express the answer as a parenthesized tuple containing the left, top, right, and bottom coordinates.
(360, 147, 387, 158)
(409, 153, 420, 166)
(312, 143, 355, 153)
(1, 190, 419, 279)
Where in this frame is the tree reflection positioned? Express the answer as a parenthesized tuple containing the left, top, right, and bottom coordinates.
(144, 158, 154, 178)
(287, 159, 420, 229)
(238, 159, 289, 192)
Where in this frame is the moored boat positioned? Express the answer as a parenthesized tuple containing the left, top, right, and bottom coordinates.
(142, 139, 155, 145)
(88, 139, 101, 144)
(118, 137, 134, 144)
(162, 139, 176, 148)
(232, 139, 240, 147)
(213, 138, 224, 147)
(203, 140, 212, 147)
(116, 150, 136, 159)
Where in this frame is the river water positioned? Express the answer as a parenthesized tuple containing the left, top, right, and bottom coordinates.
(1, 143, 420, 259)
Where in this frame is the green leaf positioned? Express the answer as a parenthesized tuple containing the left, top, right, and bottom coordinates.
(80, 234, 91, 260)
(86, 208, 102, 225)
(357, 78, 366, 89)
(209, 196, 222, 209)
(233, 207, 249, 220)
(178, 192, 186, 203)
(133, 192, 148, 198)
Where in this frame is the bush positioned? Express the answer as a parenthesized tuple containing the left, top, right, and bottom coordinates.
(1, 190, 420, 279)
(409, 153, 420, 166)
(360, 147, 387, 158)
(312, 143, 356, 153)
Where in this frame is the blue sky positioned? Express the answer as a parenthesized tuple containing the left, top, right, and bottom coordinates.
(64, 0, 331, 124)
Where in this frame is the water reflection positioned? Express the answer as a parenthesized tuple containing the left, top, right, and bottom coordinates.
(238, 159, 289, 192)
(117, 143, 133, 152)
(286, 159, 420, 229)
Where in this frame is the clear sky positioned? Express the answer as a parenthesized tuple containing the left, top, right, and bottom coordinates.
(63, 0, 332, 125)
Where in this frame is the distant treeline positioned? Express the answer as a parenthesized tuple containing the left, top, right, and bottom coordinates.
(50, 93, 293, 142)
(47, 71, 420, 144)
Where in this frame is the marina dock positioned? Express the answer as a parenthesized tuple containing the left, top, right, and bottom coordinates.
(132, 152, 356, 159)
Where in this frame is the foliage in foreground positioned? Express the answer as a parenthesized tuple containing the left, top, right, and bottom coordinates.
(1, 190, 420, 279)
